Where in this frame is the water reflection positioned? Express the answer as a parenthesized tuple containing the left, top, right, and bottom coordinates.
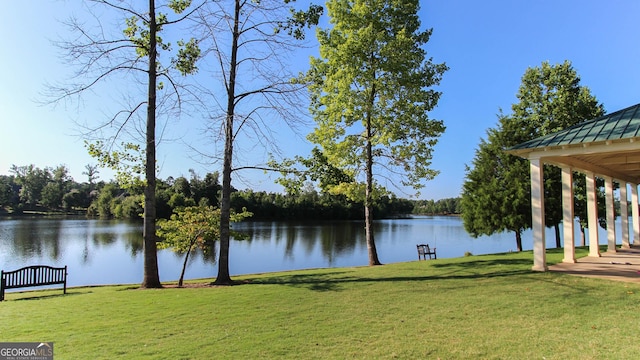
(232, 221, 366, 267)
(0, 216, 624, 288)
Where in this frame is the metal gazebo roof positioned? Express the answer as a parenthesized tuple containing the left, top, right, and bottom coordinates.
(508, 102, 640, 184)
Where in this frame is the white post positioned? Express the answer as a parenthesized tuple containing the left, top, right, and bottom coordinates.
(620, 182, 630, 248)
(530, 158, 547, 271)
(561, 166, 575, 263)
(632, 184, 640, 246)
(604, 176, 617, 253)
(586, 171, 600, 257)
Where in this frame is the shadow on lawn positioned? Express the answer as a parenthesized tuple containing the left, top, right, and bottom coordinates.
(7, 290, 90, 301)
(247, 259, 535, 292)
(430, 258, 534, 269)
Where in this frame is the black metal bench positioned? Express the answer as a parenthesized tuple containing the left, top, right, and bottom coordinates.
(417, 244, 437, 260)
(1, 265, 67, 301)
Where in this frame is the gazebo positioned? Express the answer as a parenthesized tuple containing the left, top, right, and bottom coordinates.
(508, 103, 640, 271)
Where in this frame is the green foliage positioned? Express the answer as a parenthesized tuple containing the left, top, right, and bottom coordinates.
(114, 194, 145, 219)
(229, 188, 412, 220)
(157, 205, 252, 286)
(412, 197, 460, 215)
(2, 161, 416, 220)
(270, 147, 354, 195)
(41, 182, 65, 209)
(62, 189, 88, 210)
(168, 0, 193, 13)
(3, 250, 640, 359)
(511, 61, 604, 137)
(326, 181, 390, 203)
(38, 165, 73, 209)
(280, 5, 324, 40)
(85, 141, 146, 192)
(157, 206, 252, 254)
(93, 183, 122, 218)
(10, 164, 52, 206)
(510, 60, 605, 236)
(168, 193, 196, 208)
(306, 0, 446, 264)
(307, 0, 447, 194)
(462, 61, 604, 249)
(122, 1, 200, 74)
(174, 38, 200, 75)
(461, 115, 533, 251)
(0, 175, 20, 208)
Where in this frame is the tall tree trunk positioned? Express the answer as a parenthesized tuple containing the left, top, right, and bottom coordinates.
(213, 0, 241, 285)
(364, 90, 381, 266)
(515, 230, 523, 252)
(141, 0, 161, 289)
(554, 223, 561, 248)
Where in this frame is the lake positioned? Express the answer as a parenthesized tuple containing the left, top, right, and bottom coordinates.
(0, 216, 621, 289)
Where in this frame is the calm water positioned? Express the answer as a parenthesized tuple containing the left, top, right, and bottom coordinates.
(0, 216, 620, 288)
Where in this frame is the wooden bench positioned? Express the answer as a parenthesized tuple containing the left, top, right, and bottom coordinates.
(417, 244, 437, 260)
(1, 265, 67, 301)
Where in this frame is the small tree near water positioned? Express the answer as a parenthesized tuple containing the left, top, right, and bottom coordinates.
(157, 206, 251, 287)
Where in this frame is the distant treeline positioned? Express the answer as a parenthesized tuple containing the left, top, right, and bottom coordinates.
(1, 164, 460, 220)
(412, 198, 461, 215)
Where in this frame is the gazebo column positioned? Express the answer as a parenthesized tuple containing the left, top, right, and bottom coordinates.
(620, 182, 630, 248)
(586, 171, 600, 257)
(561, 166, 575, 263)
(604, 176, 617, 253)
(530, 158, 547, 271)
(632, 184, 640, 245)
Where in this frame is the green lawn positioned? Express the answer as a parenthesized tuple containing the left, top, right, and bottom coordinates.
(2, 248, 639, 359)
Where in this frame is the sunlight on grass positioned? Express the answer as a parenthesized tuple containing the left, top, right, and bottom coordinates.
(2, 248, 639, 359)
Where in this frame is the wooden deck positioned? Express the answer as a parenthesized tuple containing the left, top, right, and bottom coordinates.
(549, 246, 640, 283)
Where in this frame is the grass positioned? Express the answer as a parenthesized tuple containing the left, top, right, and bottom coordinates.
(2, 247, 640, 359)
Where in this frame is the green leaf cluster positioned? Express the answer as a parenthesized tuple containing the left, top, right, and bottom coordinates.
(281, 5, 324, 40)
(270, 147, 353, 195)
(461, 116, 532, 242)
(122, 1, 200, 76)
(306, 0, 447, 193)
(156, 205, 252, 255)
(461, 61, 605, 248)
(85, 140, 146, 192)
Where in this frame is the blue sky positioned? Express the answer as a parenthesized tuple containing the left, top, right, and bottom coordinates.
(2, 1, 640, 200)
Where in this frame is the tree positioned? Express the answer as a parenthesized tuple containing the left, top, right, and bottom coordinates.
(156, 205, 251, 287)
(462, 61, 604, 250)
(83, 164, 100, 191)
(0, 175, 20, 210)
(53, 0, 201, 288)
(92, 183, 121, 218)
(305, 0, 447, 265)
(10, 165, 52, 207)
(461, 115, 531, 251)
(62, 188, 88, 210)
(193, 0, 322, 285)
(271, 147, 354, 196)
(509, 60, 604, 247)
(41, 165, 73, 209)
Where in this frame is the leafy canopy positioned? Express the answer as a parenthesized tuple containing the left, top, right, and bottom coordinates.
(306, 0, 447, 195)
(461, 61, 604, 248)
(157, 205, 252, 255)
